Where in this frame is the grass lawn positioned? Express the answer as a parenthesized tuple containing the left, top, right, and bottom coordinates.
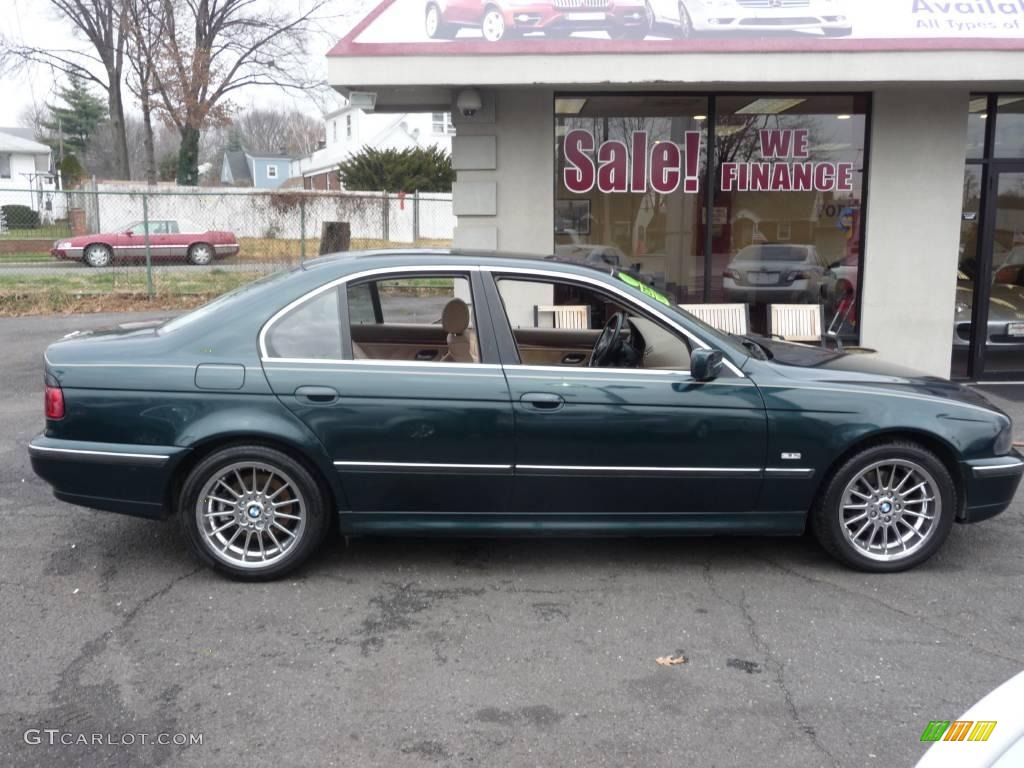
(0, 251, 52, 263)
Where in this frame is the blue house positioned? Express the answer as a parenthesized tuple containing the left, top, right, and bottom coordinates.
(220, 149, 293, 189)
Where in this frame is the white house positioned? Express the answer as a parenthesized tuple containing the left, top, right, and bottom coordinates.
(0, 127, 60, 223)
(290, 106, 455, 190)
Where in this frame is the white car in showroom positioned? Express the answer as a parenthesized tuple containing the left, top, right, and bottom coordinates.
(647, 0, 853, 39)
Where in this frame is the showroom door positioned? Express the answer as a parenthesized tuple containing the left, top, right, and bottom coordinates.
(958, 164, 1024, 379)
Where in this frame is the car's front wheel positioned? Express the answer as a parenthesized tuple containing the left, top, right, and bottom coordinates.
(481, 7, 506, 42)
(187, 242, 214, 265)
(811, 442, 956, 572)
(180, 445, 331, 580)
(425, 3, 455, 39)
(83, 243, 112, 268)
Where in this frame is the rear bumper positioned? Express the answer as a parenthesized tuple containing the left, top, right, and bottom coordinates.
(960, 454, 1024, 523)
(29, 435, 186, 520)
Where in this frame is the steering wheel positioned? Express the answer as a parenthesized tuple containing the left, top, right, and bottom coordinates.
(590, 311, 627, 367)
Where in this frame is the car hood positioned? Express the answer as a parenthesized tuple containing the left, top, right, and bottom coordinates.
(748, 337, 1001, 410)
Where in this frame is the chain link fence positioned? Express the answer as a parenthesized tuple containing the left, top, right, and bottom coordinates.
(0, 186, 455, 313)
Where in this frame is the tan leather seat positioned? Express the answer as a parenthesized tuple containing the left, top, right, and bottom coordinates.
(441, 299, 478, 363)
(352, 341, 369, 359)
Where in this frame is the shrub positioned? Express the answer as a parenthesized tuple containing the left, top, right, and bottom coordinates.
(1, 205, 40, 229)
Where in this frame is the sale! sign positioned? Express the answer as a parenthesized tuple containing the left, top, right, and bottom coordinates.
(562, 128, 853, 196)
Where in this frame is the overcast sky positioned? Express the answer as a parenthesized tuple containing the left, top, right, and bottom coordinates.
(0, 0, 375, 129)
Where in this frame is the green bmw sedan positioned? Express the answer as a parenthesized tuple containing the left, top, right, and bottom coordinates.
(28, 251, 1024, 579)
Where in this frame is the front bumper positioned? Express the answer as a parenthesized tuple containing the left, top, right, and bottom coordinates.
(692, 12, 850, 33)
(29, 435, 187, 520)
(50, 247, 83, 261)
(960, 453, 1024, 523)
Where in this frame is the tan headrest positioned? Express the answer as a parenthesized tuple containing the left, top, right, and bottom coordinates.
(442, 298, 470, 334)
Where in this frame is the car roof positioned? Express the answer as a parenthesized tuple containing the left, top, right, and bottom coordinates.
(299, 248, 618, 278)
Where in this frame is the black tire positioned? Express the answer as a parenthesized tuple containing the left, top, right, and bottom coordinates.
(811, 442, 956, 573)
(179, 444, 331, 581)
(425, 3, 455, 39)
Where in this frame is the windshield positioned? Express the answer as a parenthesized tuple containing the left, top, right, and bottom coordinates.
(160, 269, 296, 334)
(614, 272, 749, 358)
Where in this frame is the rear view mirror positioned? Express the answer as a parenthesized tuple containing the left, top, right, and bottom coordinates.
(691, 349, 724, 382)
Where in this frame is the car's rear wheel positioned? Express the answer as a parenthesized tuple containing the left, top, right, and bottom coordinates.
(187, 242, 214, 265)
(180, 445, 330, 580)
(811, 442, 956, 572)
(425, 4, 455, 39)
(84, 243, 112, 268)
(677, 2, 695, 38)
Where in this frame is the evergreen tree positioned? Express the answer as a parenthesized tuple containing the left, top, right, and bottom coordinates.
(41, 75, 108, 159)
(337, 146, 455, 193)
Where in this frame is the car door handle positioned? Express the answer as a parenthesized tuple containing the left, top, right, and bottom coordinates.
(415, 349, 439, 361)
(520, 392, 565, 410)
(561, 353, 586, 365)
(294, 385, 339, 404)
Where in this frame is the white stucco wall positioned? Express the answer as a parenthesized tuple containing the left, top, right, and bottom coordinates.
(859, 88, 969, 378)
(451, 89, 554, 254)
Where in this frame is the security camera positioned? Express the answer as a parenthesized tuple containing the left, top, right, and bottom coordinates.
(456, 88, 482, 118)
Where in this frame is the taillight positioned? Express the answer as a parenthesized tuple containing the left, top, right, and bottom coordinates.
(724, 268, 740, 280)
(786, 270, 810, 282)
(45, 384, 65, 419)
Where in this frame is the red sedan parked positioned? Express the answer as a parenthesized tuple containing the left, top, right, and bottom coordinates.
(51, 219, 240, 267)
(425, 0, 652, 42)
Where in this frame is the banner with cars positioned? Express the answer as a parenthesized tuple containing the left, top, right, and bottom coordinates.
(330, 0, 1024, 56)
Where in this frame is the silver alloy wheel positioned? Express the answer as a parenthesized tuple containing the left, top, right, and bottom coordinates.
(84, 244, 111, 267)
(195, 461, 307, 570)
(839, 459, 940, 562)
(482, 9, 505, 42)
(426, 5, 439, 36)
(189, 243, 213, 265)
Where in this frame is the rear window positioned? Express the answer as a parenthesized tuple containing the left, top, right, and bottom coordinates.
(266, 288, 342, 359)
(736, 246, 812, 262)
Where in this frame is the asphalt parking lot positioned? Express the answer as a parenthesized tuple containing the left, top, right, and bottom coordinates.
(2, 312, 1023, 768)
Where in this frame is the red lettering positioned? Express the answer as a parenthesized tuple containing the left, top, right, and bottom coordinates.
(597, 141, 628, 193)
(836, 163, 854, 192)
(721, 162, 739, 192)
(631, 131, 648, 193)
(750, 163, 771, 191)
(792, 163, 814, 191)
(563, 129, 595, 193)
(759, 130, 791, 159)
(814, 163, 837, 192)
(650, 142, 681, 194)
(770, 163, 792, 192)
(792, 129, 810, 159)
(738, 163, 749, 191)
(683, 131, 701, 193)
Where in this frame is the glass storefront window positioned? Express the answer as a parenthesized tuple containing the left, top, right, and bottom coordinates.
(554, 94, 868, 342)
(966, 95, 989, 159)
(555, 96, 709, 303)
(952, 166, 983, 379)
(994, 96, 1024, 158)
(714, 95, 867, 338)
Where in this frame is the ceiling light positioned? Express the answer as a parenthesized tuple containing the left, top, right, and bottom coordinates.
(836, 114, 851, 120)
(735, 98, 806, 115)
(555, 98, 588, 115)
(693, 115, 707, 121)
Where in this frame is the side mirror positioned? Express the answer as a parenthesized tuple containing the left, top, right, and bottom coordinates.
(691, 348, 724, 382)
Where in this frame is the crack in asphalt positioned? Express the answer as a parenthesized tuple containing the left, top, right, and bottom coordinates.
(703, 561, 840, 768)
(755, 555, 1024, 666)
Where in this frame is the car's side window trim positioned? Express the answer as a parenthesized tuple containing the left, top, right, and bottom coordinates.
(482, 267, 742, 378)
(259, 264, 485, 364)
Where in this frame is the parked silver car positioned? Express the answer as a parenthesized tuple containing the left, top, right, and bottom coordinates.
(953, 271, 1024, 355)
(647, 0, 852, 38)
(723, 243, 836, 305)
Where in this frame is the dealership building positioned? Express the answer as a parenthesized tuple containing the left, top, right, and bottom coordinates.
(328, 0, 1024, 381)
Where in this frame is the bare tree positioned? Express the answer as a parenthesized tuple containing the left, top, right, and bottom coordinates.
(151, 0, 335, 185)
(0, 0, 132, 179)
(125, 0, 169, 184)
(233, 107, 323, 156)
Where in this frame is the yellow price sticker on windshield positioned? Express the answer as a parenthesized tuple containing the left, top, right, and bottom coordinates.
(617, 272, 672, 306)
